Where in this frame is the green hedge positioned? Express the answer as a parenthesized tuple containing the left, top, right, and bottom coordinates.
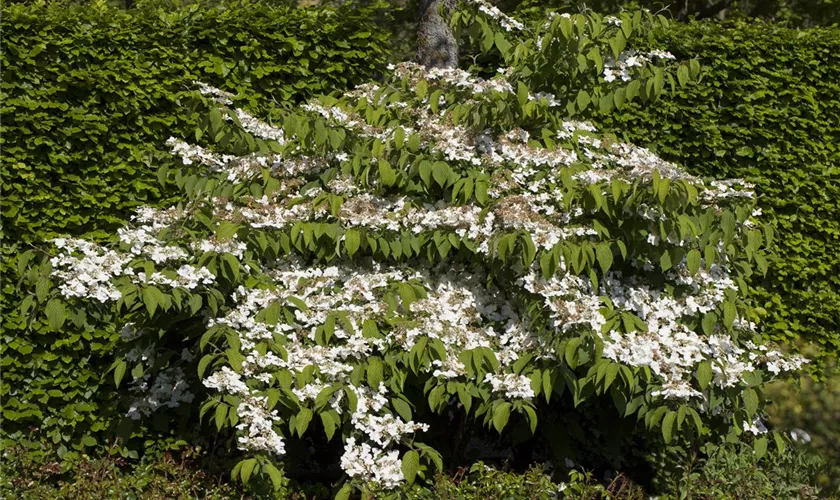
(598, 20, 840, 364)
(0, 1, 389, 452)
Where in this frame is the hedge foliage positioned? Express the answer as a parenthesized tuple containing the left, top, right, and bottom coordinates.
(596, 20, 840, 364)
(0, 1, 390, 452)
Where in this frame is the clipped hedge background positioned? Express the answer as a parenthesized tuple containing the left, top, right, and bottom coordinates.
(0, 1, 389, 452)
(598, 20, 840, 364)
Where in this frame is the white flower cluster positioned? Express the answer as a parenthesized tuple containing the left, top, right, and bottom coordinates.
(193, 236, 248, 258)
(194, 80, 234, 105)
(485, 373, 536, 400)
(200, 260, 540, 487)
(229, 108, 286, 144)
(51, 230, 219, 302)
(126, 367, 194, 420)
(340, 437, 404, 489)
(203, 367, 287, 455)
(469, 0, 525, 31)
(602, 49, 675, 83)
(135, 265, 216, 290)
(51, 238, 133, 302)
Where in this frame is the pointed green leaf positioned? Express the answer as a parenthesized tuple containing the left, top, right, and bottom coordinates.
(401, 450, 420, 484)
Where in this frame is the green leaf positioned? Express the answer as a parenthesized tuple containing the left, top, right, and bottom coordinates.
(296, 408, 314, 436)
(661, 411, 676, 443)
(564, 337, 582, 368)
(367, 357, 384, 388)
(660, 250, 672, 271)
(677, 65, 689, 87)
(320, 411, 337, 441)
(392, 398, 412, 421)
(432, 162, 450, 188)
(493, 402, 511, 433)
(216, 221, 240, 241)
(494, 31, 512, 54)
(345, 229, 361, 257)
(197, 355, 215, 380)
(701, 312, 717, 336)
(394, 127, 405, 149)
(596, 244, 613, 274)
(240, 458, 257, 484)
(335, 483, 353, 500)
(689, 58, 701, 79)
(45, 298, 65, 331)
(35, 278, 50, 303)
(401, 450, 420, 484)
(754, 436, 768, 459)
(523, 405, 538, 434)
(416, 80, 428, 100)
(263, 461, 285, 491)
(696, 360, 712, 390)
(142, 286, 166, 316)
(723, 302, 737, 329)
(379, 159, 396, 187)
(517, 81, 530, 107)
(687, 249, 701, 275)
(743, 388, 759, 417)
(215, 404, 228, 431)
(576, 90, 590, 112)
(113, 360, 127, 388)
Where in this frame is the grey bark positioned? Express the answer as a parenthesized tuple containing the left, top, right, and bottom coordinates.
(417, 0, 459, 69)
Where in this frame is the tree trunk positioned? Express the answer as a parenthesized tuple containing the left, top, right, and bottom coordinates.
(417, 0, 459, 69)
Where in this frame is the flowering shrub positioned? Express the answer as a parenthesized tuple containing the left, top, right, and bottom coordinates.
(18, 3, 808, 496)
